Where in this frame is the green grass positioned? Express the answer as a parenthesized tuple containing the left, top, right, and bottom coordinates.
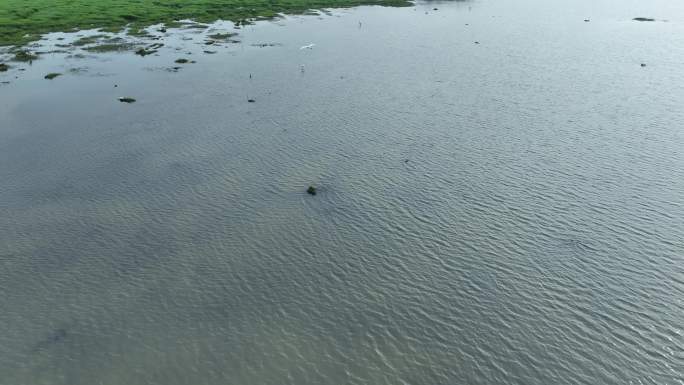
(0, 0, 411, 47)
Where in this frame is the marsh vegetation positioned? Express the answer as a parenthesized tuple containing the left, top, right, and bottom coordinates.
(0, 0, 410, 47)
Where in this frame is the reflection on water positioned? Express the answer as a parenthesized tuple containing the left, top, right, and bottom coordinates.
(1, 0, 683, 384)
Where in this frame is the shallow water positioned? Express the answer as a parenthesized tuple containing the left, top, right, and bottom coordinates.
(1, 0, 683, 384)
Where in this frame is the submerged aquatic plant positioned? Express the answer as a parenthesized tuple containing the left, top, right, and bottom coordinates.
(84, 42, 137, 52)
(207, 32, 236, 40)
(12, 50, 38, 62)
(135, 47, 157, 56)
(72, 35, 107, 46)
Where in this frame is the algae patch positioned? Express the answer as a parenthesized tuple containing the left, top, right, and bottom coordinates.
(72, 35, 107, 46)
(13, 50, 38, 62)
(207, 32, 237, 40)
(84, 42, 138, 53)
(135, 46, 159, 56)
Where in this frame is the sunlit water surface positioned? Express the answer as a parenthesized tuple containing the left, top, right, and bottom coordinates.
(1, 0, 683, 384)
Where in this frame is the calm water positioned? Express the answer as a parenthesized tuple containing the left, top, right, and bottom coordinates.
(1, 0, 683, 384)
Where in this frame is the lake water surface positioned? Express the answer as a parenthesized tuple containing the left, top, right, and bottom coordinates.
(1, 0, 683, 384)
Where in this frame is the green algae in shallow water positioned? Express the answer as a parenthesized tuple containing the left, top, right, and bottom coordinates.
(12, 50, 38, 62)
(84, 42, 138, 53)
(0, 63, 8, 71)
(207, 32, 237, 40)
(307, 186, 317, 195)
(181, 22, 210, 30)
(44, 72, 61, 79)
(72, 35, 107, 46)
(135, 47, 157, 56)
(0, 0, 411, 47)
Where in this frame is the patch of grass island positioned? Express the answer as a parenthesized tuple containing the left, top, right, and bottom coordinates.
(0, 0, 411, 47)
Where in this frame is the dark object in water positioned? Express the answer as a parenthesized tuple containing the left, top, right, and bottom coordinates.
(474, 41, 480, 44)
(118, 97, 136, 103)
(641, 63, 646, 67)
(633, 17, 655, 22)
(135, 47, 157, 56)
(175, 58, 189, 64)
(33, 328, 67, 351)
(0, 63, 8, 72)
(47, 329, 67, 343)
(584, 19, 590, 22)
(433, 8, 438, 10)
(159, 27, 167, 33)
(307, 186, 317, 195)
(251, 43, 281, 48)
(208, 32, 237, 40)
(13, 50, 38, 62)
(248, 99, 255, 103)
(204, 50, 217, 54)
(44, 73, 61, 80)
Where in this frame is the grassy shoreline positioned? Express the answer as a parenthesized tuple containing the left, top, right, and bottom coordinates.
(0, 0, 411, 47)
